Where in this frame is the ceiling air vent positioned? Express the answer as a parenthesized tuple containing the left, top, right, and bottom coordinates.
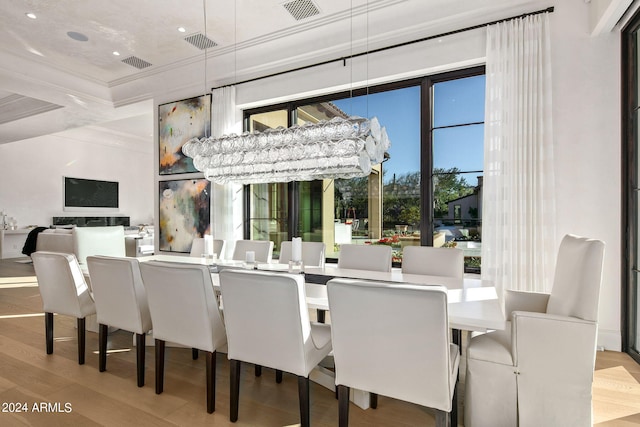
(121, 56, 152, 70)
(283, 0, 320, 21)
(184, 33, 218, 50)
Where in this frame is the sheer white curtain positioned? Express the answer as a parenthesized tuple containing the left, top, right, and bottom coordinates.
(481, 13, 556, 295)
(210, 86, 243, 259)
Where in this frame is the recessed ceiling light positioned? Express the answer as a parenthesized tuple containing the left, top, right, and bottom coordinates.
(25, 12, 37, 19)
(178, 27, 186, 33)
(67, 31, 89, 42)
(112, 51, 120, 56)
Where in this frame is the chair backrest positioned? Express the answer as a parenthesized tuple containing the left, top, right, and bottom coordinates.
(35, 228, 74, 253)
(31, 251, 95, 318)
(139, 261, 226, 352)
(546, 234, 605, 322)
(213, 239, 226, 259)
(74, 226, 126, 266)
(86, 255, 152, 334)
(189, 237, 206, 257)
(232, 240, 274, 262)
(189, 237, 226, 259)
(401, 246, 464, 278)
(327, 279, 455, 411)
(219, 269, 313, 376)
(337, 244, 392, 272)
(279, 241, 326, 267)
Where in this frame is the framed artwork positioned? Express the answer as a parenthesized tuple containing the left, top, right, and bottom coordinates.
(159, 178, 211, 253)
(158, 94, 211, 175)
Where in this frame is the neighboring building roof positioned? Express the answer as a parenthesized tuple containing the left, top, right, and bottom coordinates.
(297, 101, 349, 123)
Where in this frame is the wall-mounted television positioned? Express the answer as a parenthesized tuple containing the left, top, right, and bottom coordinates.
(63, 177, 119, 211)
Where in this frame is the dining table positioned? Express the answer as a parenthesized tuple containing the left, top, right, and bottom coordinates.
(145, 255, 506, 333)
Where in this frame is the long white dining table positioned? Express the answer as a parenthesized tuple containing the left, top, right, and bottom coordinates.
(144, 255, 506, 334)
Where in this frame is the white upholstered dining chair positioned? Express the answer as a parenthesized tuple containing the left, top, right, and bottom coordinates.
(279, 241, 325, 267)
(139, 261, 227, 413)
(337, 244, 392, 272)
(401, 246, 464, 278)
(73, 225, 125, 266)
(465, 234, 605, 427)
(213, 239, 226, 259)
(219, 269, 332, 427)
(189, 237, 226, 259)
(231, 239, 274, 262)
(327, 278, 459, 427)
(31, 251, 96, 365)
(189, 237, 206, 257)
(86, 255, 152, 387)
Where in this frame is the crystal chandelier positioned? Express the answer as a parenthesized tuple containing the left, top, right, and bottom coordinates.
(182, 115, 390, 184)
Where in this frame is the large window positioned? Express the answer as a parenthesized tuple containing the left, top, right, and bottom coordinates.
(296, 85, 421, 261)
(431, 72, 485, 271)
(244, 67, 484, 270)
(245, 109, 290, 257)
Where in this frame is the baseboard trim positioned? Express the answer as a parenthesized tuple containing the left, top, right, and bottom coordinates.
(598, 328, 621, 351)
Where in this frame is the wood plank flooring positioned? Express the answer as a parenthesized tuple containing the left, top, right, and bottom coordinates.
(0, 257, 638, 426)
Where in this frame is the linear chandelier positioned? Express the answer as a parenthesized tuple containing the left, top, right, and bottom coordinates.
(182, 115, 390, 184)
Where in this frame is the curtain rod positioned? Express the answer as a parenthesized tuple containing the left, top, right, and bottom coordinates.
(211, 6, 554, 91)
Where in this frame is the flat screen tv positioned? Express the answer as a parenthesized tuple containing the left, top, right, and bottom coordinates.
(64, 177, 119, 211)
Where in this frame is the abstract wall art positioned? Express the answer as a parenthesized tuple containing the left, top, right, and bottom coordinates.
(158, 178, 211, 253)
(158, 94, 211, 175)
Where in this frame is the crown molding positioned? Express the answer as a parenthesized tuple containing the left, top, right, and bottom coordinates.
(0, 94, 63, 125)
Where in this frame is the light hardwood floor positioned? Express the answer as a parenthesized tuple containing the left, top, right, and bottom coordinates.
(0, 258, 638, 426)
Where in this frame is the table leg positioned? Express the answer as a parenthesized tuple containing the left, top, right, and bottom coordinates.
(452, 328, 462, 354)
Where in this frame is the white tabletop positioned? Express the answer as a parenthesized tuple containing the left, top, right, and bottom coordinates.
(296, 264, 504, 332)
(142, 255, 506, 332)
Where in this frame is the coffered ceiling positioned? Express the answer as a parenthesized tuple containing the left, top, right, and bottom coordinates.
(0, 0, 556, 145)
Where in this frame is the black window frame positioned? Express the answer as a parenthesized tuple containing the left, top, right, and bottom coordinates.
(242, 66, 485, 270)
(622, 9, 640, 364)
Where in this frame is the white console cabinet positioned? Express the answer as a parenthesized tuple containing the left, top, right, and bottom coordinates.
(0, 229, 30, 259)
(125, 235, 154, 257)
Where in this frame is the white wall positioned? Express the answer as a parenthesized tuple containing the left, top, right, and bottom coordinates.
(551, 2, 621, 350)
(0, 133, 154, 230)
(236, 28, 486, 109)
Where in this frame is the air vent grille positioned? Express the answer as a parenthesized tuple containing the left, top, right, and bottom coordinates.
(121, 56, 152, 69)
(283, 0, 320, 21)
(184, 33, 218, 50)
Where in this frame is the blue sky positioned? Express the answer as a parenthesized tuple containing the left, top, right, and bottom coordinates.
(332, 75, 485, 186)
